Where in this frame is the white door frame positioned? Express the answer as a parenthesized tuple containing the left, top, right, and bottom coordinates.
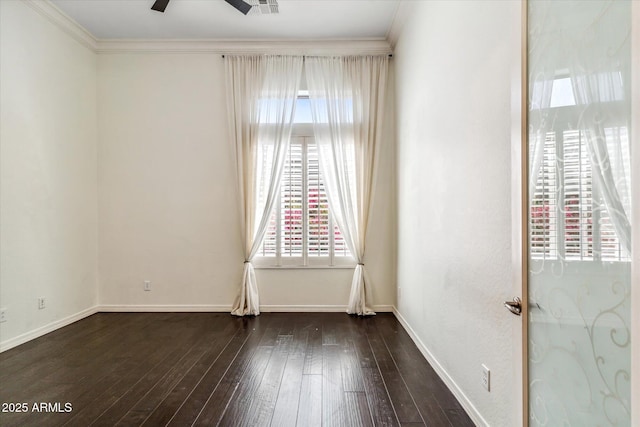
(510, 0, 526, 425)
(631, 2, 640, 425)
(513, 1, 640, 426)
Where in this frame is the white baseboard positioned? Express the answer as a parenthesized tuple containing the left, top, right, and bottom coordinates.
(260, 304, 394, 313)
(0, 305, 99, 353)
(392, 307, 488, 427)
(98, 304, 394, 313)
(98, 304, 232, 312)
(260, 305, 346, 312)
(372, 305, 394, 312)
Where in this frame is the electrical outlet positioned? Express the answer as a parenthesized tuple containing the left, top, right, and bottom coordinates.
(0, 308, 6, 323)
(481, 364, 490, 391)
(38, 298, 46, 310)
(144, 280, 151, 291)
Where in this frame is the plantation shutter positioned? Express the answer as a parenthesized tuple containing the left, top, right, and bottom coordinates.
(257, 133, 351, 265)
(562, 130, 594, 260)
(307, 141, 330, 256)
(530, 132, 558, 260)
(530, 129, 628, 261)
(282, 138, 304, 256)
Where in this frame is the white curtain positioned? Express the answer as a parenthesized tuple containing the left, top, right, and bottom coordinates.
(528, 14, 562, 205)
(569, 67, 632, 254)
(226, 55, 303, 316)
(528, 1, 632, 255)
(528, 76, 555, 202)
(305, 56, 388, 315)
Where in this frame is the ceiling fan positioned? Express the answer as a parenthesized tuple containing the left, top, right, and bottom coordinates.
(151, 0, 253, 15)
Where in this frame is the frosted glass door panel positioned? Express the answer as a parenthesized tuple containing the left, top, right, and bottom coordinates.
(527, 1, 632, 425)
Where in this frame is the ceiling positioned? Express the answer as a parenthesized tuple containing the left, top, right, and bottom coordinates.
(50, 0, 401, 40)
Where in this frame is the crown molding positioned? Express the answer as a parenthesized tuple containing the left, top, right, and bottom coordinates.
(95, 38, 392, 55)
(386, 0, 411, 49)
(23, 0, 98, 52)
(22, 0, 393, 56)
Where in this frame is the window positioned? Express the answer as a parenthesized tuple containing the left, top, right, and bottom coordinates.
(255, 96, 352, 267)
(530, 73, 631, 263)
(530, 128, 630, 262)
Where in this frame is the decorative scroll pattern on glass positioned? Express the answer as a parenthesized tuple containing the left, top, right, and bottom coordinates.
(527, 0, 632, 426)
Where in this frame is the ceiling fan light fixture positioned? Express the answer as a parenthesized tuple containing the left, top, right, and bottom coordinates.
(225, 0, 253, 15)
(151, 0, 170, 12)
(249, 0, 279, 15)
(150, 0, 277, 16)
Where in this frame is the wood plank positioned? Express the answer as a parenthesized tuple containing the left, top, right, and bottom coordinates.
(0, 313, 144, 396)
(340, 331, 365, 392)
(366, 318, 423, 424)
(0, 313, 121, 375)
(239, 331, 291, 426)
(347, 317, 377, 370)
(1, 313, 170, 427)
(139, 317, 243, 426)
(443, 407, 475, 427)
(418, 394, 453, 427)
(115, 316, 241, 425)
(361, 367, 400, 427)
(374, 315, 463, 426)
(0, 312, 474, 427)
(270, 357, 303, 427)
(163, 326, 252, 426)
(214, 318, 284, 426)
(191, 315, 278, 426)
(270, 326, 309, 427)
(296, 374, 322, 427)
(374, 315, 450, 393)
(302, 323, 322, 375)
(322, 343, 347, 427)
(344, 391, 374, 427)
(62, 313, 199, 426)
(0, 383, 76, 427)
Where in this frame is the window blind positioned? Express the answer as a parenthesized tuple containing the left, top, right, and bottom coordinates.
(258, 136, 351, 265)
(530, 129, 629, 261)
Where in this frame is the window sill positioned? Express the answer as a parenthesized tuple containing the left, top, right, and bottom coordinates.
(253, 264, 356, 270)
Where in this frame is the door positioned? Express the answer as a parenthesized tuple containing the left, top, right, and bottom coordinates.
(522, 1, 634, 425)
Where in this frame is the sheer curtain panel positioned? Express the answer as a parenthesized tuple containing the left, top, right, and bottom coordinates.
(226, 55, 303, 316)
(570, 62, 632, 253)
(305, 56, 388, 315)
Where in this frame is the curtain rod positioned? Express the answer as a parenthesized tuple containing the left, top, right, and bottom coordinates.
(221, 54, 393, 58)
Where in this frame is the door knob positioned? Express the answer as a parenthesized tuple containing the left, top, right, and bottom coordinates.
(504, 296, 522, 316)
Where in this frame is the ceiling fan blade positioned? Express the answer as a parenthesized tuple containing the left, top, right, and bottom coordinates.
(225, 0, 252, 15)
(151, 0, 170, 12)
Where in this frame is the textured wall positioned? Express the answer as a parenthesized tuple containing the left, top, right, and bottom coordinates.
(393, 1, 519, 425)
(97, 53, 396, 310)
(0, 1, 98, 347)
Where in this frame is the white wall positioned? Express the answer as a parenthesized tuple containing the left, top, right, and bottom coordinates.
(0, 1, 98, 349)
(0, 1, 395, 350)
(97, 53, 239, 308)
(393, 1, 519, 425)
(97, 53, 396, 310)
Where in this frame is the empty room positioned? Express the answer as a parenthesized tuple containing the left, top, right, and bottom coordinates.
(0, 0, 638, 426)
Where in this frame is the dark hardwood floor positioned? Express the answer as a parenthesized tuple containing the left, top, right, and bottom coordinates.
(0, 312, 474, 427)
